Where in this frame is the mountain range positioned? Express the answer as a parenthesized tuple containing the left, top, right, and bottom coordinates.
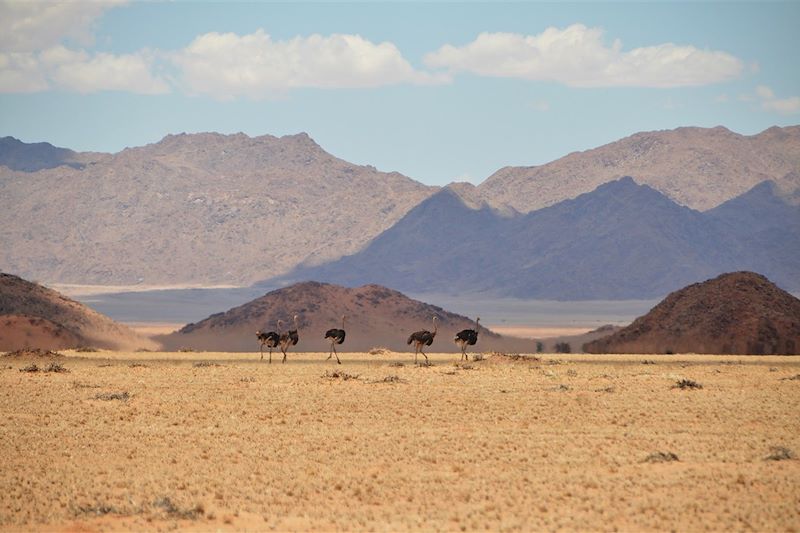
(1, 126, 799, 299)
(473, 125, 800, 212)
(277, 177, 800, 300)
(0, 133, 434, 285)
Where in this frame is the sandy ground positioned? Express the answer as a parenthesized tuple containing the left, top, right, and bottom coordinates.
(1, 350, 799, 532)
(125, 323, 184, 338)
(489, 326, 592, 339)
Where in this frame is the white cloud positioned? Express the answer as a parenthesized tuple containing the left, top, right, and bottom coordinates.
(424, 24, 743, 88)
(0, 2, 168, 95)
(0, 1, 126, 52)
(755, 84, 800, 115)
(0, 46, 168, 95)
(172, 30, 446, 99)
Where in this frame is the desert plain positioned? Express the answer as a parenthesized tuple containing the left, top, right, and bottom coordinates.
(1, 350, 799, 532)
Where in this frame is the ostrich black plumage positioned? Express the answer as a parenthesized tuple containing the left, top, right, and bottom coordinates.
(407, 316, 438, 363)
(454, 317, 480, 361)
(256, 323, 280, 363)
(279, 314, 300, 364)
(324, 315, 346, 364)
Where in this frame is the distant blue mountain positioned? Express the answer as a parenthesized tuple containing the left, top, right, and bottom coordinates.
(271, 177, 800, 300)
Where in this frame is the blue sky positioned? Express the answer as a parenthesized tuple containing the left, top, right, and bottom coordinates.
(1, 1, 798, 185)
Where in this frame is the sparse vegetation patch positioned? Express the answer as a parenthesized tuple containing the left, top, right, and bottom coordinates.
(368, 347, 391, 356)
(5, 348, 63, 358)
(779, 374, 800, 381)
(152, 496, 204, 520)
(45, 362, 68, 373)
(94, 391, 130, 402)
(371, 375, 405, 384)
(323, 370, 360, 381)
(643, 452, 679, 463)
(193, 361, 221, 368)
(673, 378, 703, 390)
(75, 346, 98, 353)
(764, 446, 795, 461)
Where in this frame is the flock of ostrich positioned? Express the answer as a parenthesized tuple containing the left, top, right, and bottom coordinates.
(256, 315, 481, 364)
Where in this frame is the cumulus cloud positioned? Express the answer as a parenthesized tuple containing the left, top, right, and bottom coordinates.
(756, 84, 800, 115)
(0, 0, 168, 94)
(0, 1, 126, 52)
(172, 30, 445, 99)
(424, 24, 743, 88)
(0, 47, 169, 94)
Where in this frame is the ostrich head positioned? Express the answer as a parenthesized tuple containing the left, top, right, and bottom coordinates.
(277, 319, 284, 332)
(293, 314, 299, 329)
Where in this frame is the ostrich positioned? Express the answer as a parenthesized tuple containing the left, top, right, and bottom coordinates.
(324, 315, 346, 364)
(454, 317, 480, 361)
(279, 314, 300, 364)
(407, 316, 438, 363)
(256, 323, 280, 363)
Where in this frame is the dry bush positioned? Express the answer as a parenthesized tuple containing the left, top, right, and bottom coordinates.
(780, 374, 800, 381)
(323, 370, 360, 381)
(178, 347, 195, 352)
(388, 362, 405, 368)
(5, 348, 63, 358)
(45, 362, 68, 373)
(764, 446, 795, 461)
(75, 346, 98, 353)
(550, 384, 570, 392)
(643, 451, 679, 463)
(415, 360, 434, 368)
(20, 363, 39, 373)
(371, 375, 405, 384)
(490, 352, 540, 363)
(594, 386, 615, 393)
(674, 378, 703, 390)
(128, 363, 149, 368)
(152, 496, 204, 520)
(94, 391, 130, 402)
(75, 503, 119, 516)
(72, 381, 101, 389)
(192, 361, 221, 368)
(368, 347, 392, 356)
(240, 376, 256, 383)
(471, 352, 485, 361)
(642, 360, 656, 365)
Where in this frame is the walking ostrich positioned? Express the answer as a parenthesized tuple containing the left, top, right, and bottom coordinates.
(256, 322, 280, 363)
(324, 315, 346, 364)
(279, 315, 300, 364)
(407, 316, 438, 363)
(454, 317, 480, 361)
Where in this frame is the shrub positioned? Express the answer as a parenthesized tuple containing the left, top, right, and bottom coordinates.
(673, 379, 703, 390)
(554, 342, 571, 354)
(643, 451, 679, 463)
(94, 391, 130, 402)
(764, 446, 795, 461)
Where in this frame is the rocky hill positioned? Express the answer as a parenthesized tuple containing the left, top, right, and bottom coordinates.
(0, 133, 435, 285)
(583, 272, 800, 354)
(276, 178, 800, 299)
(158, 281, 532, 353)
(476, 126, 800, 212)
(0, 273, 157, 351)
(0, 136, 102, 172)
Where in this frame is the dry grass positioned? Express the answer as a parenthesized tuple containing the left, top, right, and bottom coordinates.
(0, 351, 798, 532)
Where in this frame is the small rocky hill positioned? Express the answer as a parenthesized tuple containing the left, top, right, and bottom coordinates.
(0, 273, 157, 351)
(158, 281, 531, 353)
(583, 272, 800, 354)
(477, 126, 800, 212)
